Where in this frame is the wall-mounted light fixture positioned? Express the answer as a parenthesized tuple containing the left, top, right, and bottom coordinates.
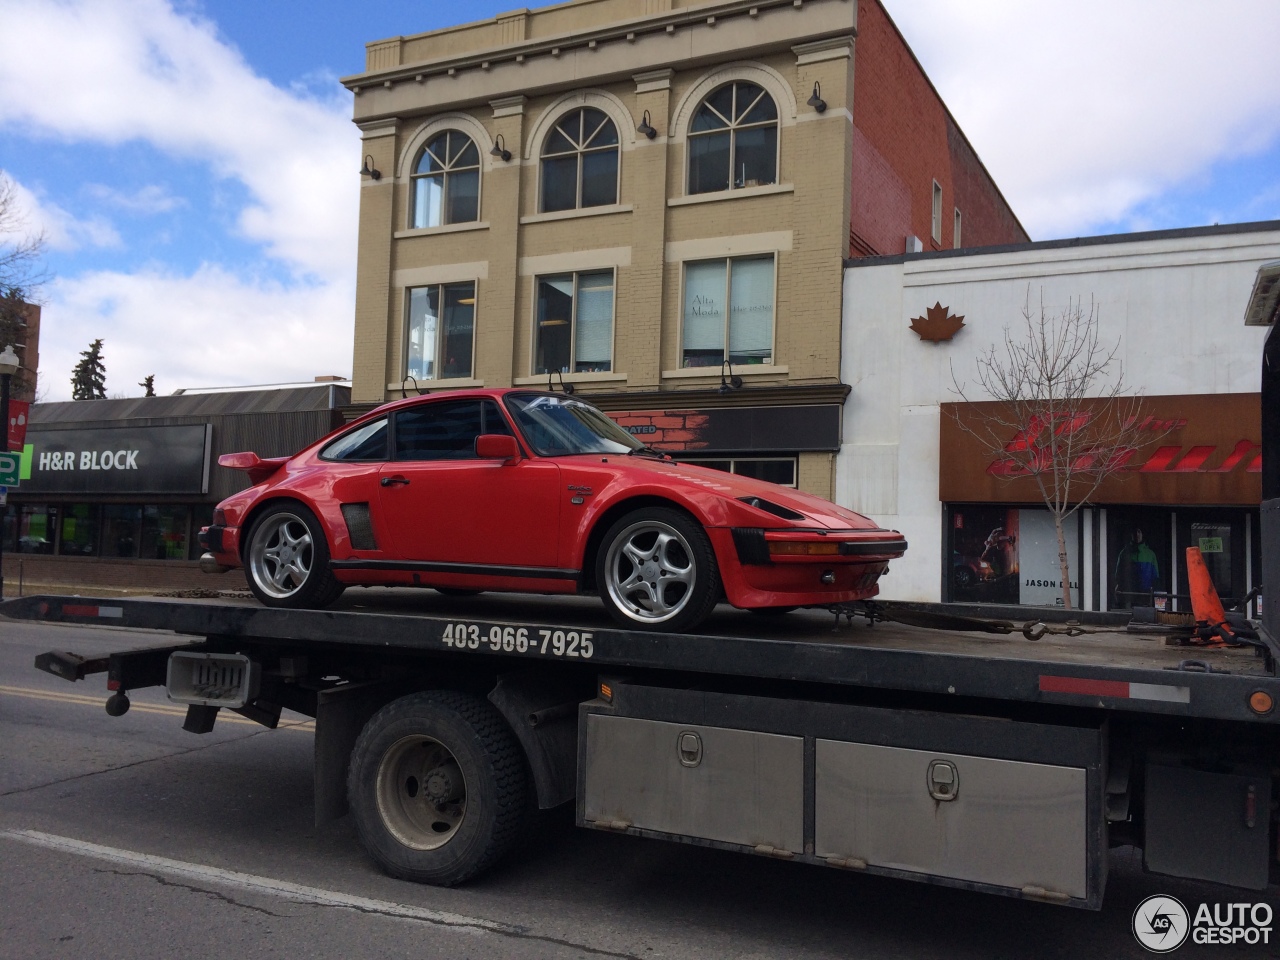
(806, 81, 827, 114)
(490, 134, 512, 162)
(637, 110, 657, 140)
(547, 369, 575, 394)
(359, 154, 381, 180)
(717, 360, 744, 395)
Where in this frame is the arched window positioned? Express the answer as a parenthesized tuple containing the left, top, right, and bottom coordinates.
(540, 108, 619, 212)
(411, 131, 480, 228)
(687, 81, 778, 194)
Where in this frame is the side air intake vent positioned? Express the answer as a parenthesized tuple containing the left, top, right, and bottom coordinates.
(341, 502, 377, 550)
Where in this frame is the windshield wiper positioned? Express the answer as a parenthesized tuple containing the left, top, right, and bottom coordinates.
(627, 444, 667, 459)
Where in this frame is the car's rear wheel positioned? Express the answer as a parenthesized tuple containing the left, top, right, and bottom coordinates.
(348, 691, 528, 885)
(596, 506, 720, 632)
(244, 502, 344, 608)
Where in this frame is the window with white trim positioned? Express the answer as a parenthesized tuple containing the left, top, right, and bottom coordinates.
(931, 180, 943, 244)
(410, 131, 480, 228)
(688, 81, 778, 194)
(534, 270, 614, 374)
(406, 281, 475, 382)
(540, 108, 619, 212)
(681, 255, 774, 368)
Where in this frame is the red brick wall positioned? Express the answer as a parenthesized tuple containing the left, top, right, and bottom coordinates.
(850, 0, 1029, 256)
(609, 410, 712, 452)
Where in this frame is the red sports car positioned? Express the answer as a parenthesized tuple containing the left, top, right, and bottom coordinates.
(200, 389, 906, 631)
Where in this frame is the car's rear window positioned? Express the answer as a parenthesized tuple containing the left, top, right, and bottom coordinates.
(320, 417, 388, 461)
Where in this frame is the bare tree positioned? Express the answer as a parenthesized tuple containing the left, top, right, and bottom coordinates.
(951, 292, 1168, 609)
(0, 173, 47, 292)
(0, 173, 49, 399)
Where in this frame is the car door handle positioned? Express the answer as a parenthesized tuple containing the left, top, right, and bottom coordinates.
(380, 476, 410, 487)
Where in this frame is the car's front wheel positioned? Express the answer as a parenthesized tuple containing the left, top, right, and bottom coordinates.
(244, 501, 344, 608)
(596, 506, 720, 632)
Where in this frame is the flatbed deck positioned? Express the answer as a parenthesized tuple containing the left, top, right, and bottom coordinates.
(5, 591, 1276, 726)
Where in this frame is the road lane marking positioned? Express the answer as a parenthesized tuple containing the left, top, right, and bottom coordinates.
(0, 685, 314, 732)
(2, 829, 521, 936)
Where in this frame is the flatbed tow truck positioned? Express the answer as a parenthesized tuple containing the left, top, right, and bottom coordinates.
(3, 586, 1277, 910)
(3, 311, 1276, 911)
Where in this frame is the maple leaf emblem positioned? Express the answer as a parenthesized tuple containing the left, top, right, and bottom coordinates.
(909, 302, 965, 341)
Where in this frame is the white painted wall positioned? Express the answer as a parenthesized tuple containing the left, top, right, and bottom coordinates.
(838, 226, 1280, 602)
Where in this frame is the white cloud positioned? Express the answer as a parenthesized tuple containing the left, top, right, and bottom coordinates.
(0, 0, 359, 277)
(42, 266, 353, 400)
(84, 183, 186, 215)
(882, 0, 1280, 237)
(1, 171, 121, 251)
(0, 0, 361, 398)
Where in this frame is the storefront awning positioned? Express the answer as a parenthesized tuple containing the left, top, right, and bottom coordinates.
(1244, 260, 1280, 326)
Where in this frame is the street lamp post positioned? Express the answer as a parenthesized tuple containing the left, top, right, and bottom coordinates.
(0, 343, 19, 599)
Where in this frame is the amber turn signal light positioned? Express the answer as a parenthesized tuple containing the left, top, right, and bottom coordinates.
(768, 541, 840, 556)
(1248, 690, 1274, 715)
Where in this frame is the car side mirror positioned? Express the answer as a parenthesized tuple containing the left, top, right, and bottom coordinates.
(475, 434, 520, 463)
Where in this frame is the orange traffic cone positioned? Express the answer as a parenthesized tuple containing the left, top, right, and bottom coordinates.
(1186, 546, 1233, 647)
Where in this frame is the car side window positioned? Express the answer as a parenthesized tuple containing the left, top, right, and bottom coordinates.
(394, 400, 510, 461)
(320, 417, 388, 461)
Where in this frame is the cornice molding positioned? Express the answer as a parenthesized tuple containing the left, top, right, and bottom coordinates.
(342, 383, 850, 422)
(343, 0, 852, 90)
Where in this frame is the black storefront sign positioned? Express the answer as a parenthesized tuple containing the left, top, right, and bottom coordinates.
(609, 405, 841, 453)
(23, 424, 212, 495)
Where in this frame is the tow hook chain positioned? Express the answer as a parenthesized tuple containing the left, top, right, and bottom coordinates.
(1022, 620, 1089, 641)
(827, 601, 886, 631)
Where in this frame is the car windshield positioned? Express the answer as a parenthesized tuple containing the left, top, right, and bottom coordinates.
(505, 393, 644, 457)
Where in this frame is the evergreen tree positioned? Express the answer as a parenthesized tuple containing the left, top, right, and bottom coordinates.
(71, 339, 107, 400)
(139, 374, 156, 397)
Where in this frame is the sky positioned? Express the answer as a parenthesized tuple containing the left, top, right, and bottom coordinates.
(0, 0, 1278, 401)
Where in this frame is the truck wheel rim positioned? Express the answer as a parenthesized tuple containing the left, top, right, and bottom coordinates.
(375, 735, 467, 851)
(248, 513, 314, 599)
(604, 520, 696, 623)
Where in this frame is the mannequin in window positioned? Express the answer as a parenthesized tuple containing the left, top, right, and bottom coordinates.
(1115, 527, 1160, 604)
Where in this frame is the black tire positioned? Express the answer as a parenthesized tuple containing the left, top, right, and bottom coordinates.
(595, 506, 720, 632)
(243, 501, 344, 609)
(434, 587, 484, 598)
(749, 606, 798, 617)
(348, 690, 528, 886)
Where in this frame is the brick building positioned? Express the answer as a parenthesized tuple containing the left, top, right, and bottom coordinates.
(2, 299, 40, 402)
(342, 0, 1026, 497)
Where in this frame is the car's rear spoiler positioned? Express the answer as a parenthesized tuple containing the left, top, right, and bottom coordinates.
(217, 452, 289, 485)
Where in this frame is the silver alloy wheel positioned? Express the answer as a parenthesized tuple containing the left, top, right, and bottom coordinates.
(603, 519, 698, 624)
(375, 735, 467, 850)
(248, 512, 315, 600)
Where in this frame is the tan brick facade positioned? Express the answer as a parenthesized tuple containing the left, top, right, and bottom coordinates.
(342, 0, 1022, 495)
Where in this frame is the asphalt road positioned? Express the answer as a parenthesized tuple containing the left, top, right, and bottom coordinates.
(1, 617, 1275, 959)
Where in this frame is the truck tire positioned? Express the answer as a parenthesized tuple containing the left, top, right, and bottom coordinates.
(244, 501, 345, 609)
(348, 690, 528, 886)
(596, 506, 721, 632)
